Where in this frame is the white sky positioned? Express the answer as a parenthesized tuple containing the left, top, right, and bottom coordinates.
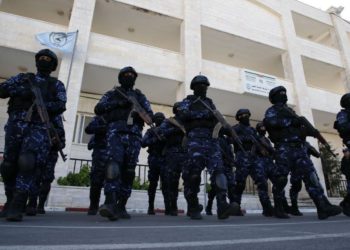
(299, 0, 350, 20)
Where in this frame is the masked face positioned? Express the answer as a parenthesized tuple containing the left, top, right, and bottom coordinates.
(273, 91, 288, 104)
(257, 127, 266, 136)
(343, 99, 350, 110)
(36, 56, 54, 75)
(120, 72, 136, 89)
(193, 83, 208, 98)
(239, 114, 250, 126)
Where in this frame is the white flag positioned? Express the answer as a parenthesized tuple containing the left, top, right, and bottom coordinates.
(35, 31, 78, 53)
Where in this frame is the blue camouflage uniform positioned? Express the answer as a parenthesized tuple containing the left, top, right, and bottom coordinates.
(334, 106, 350, 216)
(28, 114, 66, 212)
(0, 73, 66, 193)
(231, 123, 272, 208)
(94, 86, 153, 200)
(178, 95, 223, 200)
(141, 126, 168, 212)
(157, 116, 187, 215)
(264, 103, 331, 215)
(85, 116, 108, 189)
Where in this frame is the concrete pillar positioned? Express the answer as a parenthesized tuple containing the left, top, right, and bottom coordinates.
(329, 13, 350, 91)
(280, 2, 326, 197)
(55, 0, 96, 178)
(178, 0, 202, 101)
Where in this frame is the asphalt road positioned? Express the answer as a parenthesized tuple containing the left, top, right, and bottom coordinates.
(0, 212, 349, 250)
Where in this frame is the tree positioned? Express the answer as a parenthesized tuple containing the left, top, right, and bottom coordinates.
(319, 144, 343, 196)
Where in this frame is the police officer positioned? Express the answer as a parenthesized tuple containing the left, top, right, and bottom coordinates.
(334, 93, 350, 217)
(26, 114, 66, 215)
(264, 86, 341, 220)
(0, 49, 67, 221)
(206, 131, 236, 216)
(85, 116, 108, 215)
(94, 66, 153, 221)
(156, 102, 187, 216)
(141, 112, 168, 215)
(231, 110, 273, 217)
(177, 75, 238, 220)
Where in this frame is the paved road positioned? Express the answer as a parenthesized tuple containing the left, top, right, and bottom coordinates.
(0, 212, 349, 250)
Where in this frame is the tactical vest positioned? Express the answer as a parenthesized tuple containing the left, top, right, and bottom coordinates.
(8, 73, 57, 114)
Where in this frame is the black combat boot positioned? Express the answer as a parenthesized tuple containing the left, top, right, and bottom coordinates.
(261, 200, 274, 217)
(340, 194, 350, 217)
(6, 191, 28, 222)
(289, 198, 303, 216)
(281, 197, 290, 214)
(99, 192, 119, 221)
(315, 196, 342, 220)
(188, 196, 203, 220)
(37, 183, 51, 214)
(164, 197, 171, 216)
(87, 185, 101, 216)
(147, 193, 155, 215)
(169, 198, 178, 216)
(117, 197, 131, 219)
(273, 197, 290, 219)
(25, 196, 37, 216)
(216, 191, 240, 220)
(0, 190, 13, 218)
(205, 198, 213, 216)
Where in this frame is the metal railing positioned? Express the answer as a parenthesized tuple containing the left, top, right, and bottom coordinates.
(327, 179, 348, 197)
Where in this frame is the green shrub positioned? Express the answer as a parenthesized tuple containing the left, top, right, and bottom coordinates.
(132, 177, 149, 190)
(57, 165, 90, 187)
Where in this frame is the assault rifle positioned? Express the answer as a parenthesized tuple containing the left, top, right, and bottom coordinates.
(25, 76, 67, 161)
(115, 88, 162, 140)
(195, 97, 246, 153)
(249, 135, 269, 157)
(283, 107, 336, 158)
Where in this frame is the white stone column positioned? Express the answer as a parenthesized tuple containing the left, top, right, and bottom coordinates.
(280, 2, 327, 196)
(55, 0, 96, 178)
(178, 0, 202, 101)
(329, 13, 350, 91)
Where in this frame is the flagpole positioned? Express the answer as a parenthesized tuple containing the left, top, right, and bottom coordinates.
(65, 29, 79, 93)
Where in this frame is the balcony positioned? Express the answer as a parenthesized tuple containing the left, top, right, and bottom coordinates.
(87, 33, 184, 82)
(0, 0, 73, 26)
(91, 0, 182, 52)
(201, 0, 285, 50)
(302, 56, 346, 95)
(292, 11, 338, 50)
(202, 26, 286, 79)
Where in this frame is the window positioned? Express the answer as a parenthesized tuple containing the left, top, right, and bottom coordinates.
(73, 113, 94, 144)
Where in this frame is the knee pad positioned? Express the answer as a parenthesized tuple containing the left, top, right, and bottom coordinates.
(0, 161, 17, 180)
(215, 173, 228, 191)
(105, 161, 120, 181)
(307, 172, 323, 190)
(18, 153, 36, 176)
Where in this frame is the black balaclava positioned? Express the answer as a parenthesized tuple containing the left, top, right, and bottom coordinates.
(273, 91, 288, 105)
(239, 116, 250, 126)
(257, 125, 266, 136)
(36, 57, 55, 76)
(193, 83, 208, 98)
(120, 73, 136, 90)
(341, 93, 350, 110)
(153, 112, 165, 127)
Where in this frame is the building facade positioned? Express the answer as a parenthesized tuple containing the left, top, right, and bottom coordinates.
(0, 0, 349, 194)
